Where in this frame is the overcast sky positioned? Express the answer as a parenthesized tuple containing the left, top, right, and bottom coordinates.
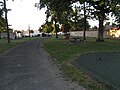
(6, 0, 46, 30)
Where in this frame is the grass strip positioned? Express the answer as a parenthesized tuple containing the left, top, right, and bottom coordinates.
(43, 38, 120, 90)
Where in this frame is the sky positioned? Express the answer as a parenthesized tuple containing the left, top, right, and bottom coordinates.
(6, 0, 46, 30)
(2, 0, 114, 31)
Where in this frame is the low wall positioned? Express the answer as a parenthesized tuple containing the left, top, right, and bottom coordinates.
(70, 31, 109, 38)
(1, 32, 15, 39)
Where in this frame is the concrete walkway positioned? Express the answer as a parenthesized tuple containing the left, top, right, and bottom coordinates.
(0, 38, 85, 90)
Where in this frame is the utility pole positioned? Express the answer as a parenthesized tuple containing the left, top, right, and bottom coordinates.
(3, 0, 10, 43)
(28, 24, 30, 39)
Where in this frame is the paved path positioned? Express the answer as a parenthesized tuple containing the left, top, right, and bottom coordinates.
(0, 38, 85, 90)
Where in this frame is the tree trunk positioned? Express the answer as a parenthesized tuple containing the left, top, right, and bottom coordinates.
(0, 31, 1, 39)
(55, 18, 58, 38)
(83, 2, 86, 40)
(4, 0, 10, 43)
(96, 16, 104, 42)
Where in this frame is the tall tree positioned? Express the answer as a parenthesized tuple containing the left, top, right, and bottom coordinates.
(39, 0, 75, 38)
(85, 0, 119, 42)
(113, 1, 120, 25)
(1, 0, 10, 43)
(83, 2, 86, 40)
(58, 7, 73, 34)
(0, 2, 6, 39)
(69, 4, 90, 31)
(76, 0, 120, 41)
(38, 0, 119, 41)
(75, 1, 91, 40)
(0, 17, 6, 39)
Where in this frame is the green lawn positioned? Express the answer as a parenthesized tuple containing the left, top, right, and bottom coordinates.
(0, 37, 39, 54)
(74, 52, 120, 90)
(43, 38, 120, 90)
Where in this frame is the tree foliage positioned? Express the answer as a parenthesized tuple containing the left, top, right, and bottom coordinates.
(39, 0, 75, 38)
(0, 2, 6, 39)
(43, 22, 54, 33)
(83, 0, 120, 41)
(38, 0, 120, 41)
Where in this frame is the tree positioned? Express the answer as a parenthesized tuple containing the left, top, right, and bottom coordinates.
(77, 1, 88, 40)
(90, 26, 98, 31)
(0, 0, 11, 43)
(38, 24, 44, 32)
(113, 1, 120, 25)
(70, 6, 82, 31)
(39, 0, 75, 38)
(83, 2, 87, 40)
(82, 2, 92, 40)
(69, 17, 90, 31)
(30, 30, 34, 34)
(73, 0, 120, 41)
(0, 3, 6, 39)
(0, 0, 14, 42)
(58, 8, 73, 33)
(0, 3, 3, 39)
(85, 0, 119, 42)
(0, 17, 6, 28)
(38, 0, 119, 41)
(43, 22, 54, 34)
(69, 5, 90, 32)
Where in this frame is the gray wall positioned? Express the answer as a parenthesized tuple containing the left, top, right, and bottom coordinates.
(1, 32, 15, 39)
(70, 31, 109, 38)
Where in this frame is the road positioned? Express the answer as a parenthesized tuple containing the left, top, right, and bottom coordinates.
(0, 38, 85, 90)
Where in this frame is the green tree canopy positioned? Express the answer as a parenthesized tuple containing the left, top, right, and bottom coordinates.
(42, 22, 54, 34)
(39, 0, 76, 38)
(38, 0, 119, 41)
(84, 0, 120, 41)
(0, 3, 6, 34)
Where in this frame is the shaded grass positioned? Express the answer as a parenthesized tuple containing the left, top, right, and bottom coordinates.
(43, 38, 120, 90)
(0, 37, 39, 54)
(74, 52, 120, 90)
